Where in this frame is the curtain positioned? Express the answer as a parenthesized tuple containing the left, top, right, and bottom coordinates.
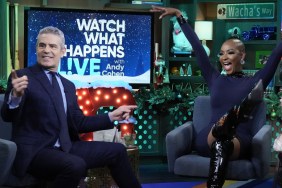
(0, 0, 11, 79)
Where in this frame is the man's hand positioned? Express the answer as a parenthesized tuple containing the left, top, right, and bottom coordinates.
(11, 70, 28, 97)
(150, 5, 182, 19)
(108, 105, 137, 122)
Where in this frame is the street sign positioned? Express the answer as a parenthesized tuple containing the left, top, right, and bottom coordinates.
(217, 3, 275, 19)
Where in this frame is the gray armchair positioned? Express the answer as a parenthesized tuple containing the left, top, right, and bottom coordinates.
(166, 96, 271, 180)
(0, 94, 43, 187)
(0, 138, 16, 185)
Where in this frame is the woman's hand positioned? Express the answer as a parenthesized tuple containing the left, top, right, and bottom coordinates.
(150, 5, 182, 19)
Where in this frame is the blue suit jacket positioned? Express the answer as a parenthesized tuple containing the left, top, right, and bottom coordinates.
(1, 64, 114, 177)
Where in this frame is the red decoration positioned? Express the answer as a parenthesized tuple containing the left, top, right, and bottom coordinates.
(76, 87, 136, 141)
(120, 123, 135, 137)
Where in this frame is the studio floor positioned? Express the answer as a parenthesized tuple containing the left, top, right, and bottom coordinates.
(138, 156, 279, 187)
(139, 163, 205, 184)
(0, 156, 279, 188)
(138, 156, 201, 184)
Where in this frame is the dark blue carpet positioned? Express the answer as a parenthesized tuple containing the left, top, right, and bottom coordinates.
(141, 178, 277, 188)
(142, 181, 203, 188)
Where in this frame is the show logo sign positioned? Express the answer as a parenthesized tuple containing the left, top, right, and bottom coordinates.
(25, 8, 153, 85)
(63, 18, 126, 76)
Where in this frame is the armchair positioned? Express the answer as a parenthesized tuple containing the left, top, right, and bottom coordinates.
(166, 96, 271, 180)
(0, 138, 16, 185)
(0, 94, 42, 187)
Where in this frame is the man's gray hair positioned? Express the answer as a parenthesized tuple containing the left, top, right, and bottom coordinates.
(36, 26, 65, 49)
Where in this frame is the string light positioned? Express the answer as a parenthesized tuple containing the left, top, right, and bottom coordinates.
(104, 95, 110, 100)
(123, 95, 128, 100)
(76, 87, 137, 141)
(122, 125, 128, 131)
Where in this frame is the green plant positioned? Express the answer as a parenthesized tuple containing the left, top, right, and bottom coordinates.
(0, 77, 7, 94)
(264, 90, 282, 120)
(133, 83, 209, 115)
(133, 83, 282, 120)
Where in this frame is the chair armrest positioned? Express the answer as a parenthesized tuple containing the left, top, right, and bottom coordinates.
(166, 121, 193, 172)
(251, 124, 271, 178)
(0, 138, 17, 185)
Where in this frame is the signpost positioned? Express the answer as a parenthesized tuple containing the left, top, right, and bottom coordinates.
(217, 3, 275, 19)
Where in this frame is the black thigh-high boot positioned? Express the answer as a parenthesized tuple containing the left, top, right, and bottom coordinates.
(207, 80, 263, 188)
(211, 107, 238, 140)
(207, 140, 234, 188)
(237, 79, 264, 122)
(208, 107, 237, 188)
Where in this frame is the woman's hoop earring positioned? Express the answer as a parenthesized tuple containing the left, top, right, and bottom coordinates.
(240, 59, 245, 65)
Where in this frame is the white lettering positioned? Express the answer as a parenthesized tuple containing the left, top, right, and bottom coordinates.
(102, 70, 125, 76)
(106, 64, 124, 71)
(65, 45, 125, 58)
(76, 19, 125, 32)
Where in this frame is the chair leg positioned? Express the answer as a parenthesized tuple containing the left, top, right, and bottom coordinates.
(273, 153, 282, 188)
(273, 172, 279, 188)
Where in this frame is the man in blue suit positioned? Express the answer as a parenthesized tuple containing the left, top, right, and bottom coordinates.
(1, 26, 141, 188)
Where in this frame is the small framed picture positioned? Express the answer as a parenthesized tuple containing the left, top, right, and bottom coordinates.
(255, 51, 271, 68)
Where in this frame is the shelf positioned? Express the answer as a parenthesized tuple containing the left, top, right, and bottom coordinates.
(169, 0, 193, 4)
(242, 40, 278, 45)
(169, 75, 205, 83)
(104, 3, 152, 11)
(168, 57, 196, 61)
(196, 0, 277, 4)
